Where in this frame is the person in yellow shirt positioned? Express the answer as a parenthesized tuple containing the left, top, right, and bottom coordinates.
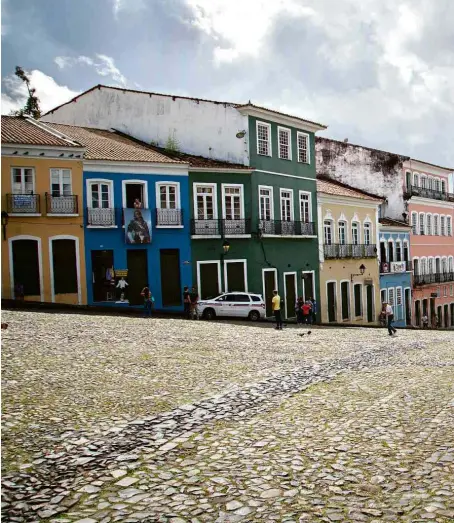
(272, 290, 283, 330)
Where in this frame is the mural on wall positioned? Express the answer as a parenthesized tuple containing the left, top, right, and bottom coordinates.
(124, 209, 152, 244)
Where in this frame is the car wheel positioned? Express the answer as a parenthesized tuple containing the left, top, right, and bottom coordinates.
(249, 310, 260, 322)
(203, 308, 216, 320)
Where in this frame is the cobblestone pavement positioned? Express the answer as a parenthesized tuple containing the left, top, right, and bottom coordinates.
(2, 310, 453, 522)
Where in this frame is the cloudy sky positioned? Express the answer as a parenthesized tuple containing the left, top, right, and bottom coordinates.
(2, 0, 454, 167)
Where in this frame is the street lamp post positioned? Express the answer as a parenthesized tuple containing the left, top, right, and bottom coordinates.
(350, 263, 366, 282)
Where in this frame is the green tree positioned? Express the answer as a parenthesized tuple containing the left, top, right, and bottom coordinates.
(12, 66, 41, 119)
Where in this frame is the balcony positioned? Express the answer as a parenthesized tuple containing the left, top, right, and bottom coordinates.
(46, 193, 78, 215)
(86, 207, 117, 227)
(191, 219, 251, 236)
(156, 208, 183, 227)
(258, 220, 315, 236)
(380, 260, 412, 273)
(6, 193, 40, 214)
(324, 243, 377, 259)
(404, 185, 454, 202)
(414, 272, 454, 286)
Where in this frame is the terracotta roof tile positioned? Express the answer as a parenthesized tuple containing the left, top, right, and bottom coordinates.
(317, 178, 384, 202)
(46, 123, 184, 164)
(1, 116, 81, 148)
(379, 217, 411, 228)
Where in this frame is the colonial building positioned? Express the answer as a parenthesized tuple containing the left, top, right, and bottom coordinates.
(44, 123, 192, 311)
(378, 218, 412, 328)
(1, 116, 87, 305)
(404, 160, 454, 327)
(316, 137, 454, 328)
(317, 178, 383, 325)
(42, 85, 327, 320)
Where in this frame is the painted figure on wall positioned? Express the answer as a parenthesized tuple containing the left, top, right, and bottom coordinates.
(125, 209, 151, 244)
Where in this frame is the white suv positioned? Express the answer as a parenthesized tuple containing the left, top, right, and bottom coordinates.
(198, 292, 266, 321)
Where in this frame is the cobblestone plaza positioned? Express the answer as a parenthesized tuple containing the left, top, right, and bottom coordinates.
(2, 311, 453, 522)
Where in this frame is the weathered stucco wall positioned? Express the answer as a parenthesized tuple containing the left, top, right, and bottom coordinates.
(42, 88, 250, 165)
(315, 137, 408, 220)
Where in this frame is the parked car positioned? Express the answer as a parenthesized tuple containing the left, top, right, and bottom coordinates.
(198, 292, 266, 321)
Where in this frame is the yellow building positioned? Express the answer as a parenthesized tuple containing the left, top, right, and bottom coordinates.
(317, 178, 383, 325)
(1, 116, 87, 305)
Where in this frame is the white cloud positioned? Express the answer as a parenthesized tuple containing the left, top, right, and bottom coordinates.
(1, 70, 80, 115)
(54, 54, 127, 86)
(111, 0, 146, 19)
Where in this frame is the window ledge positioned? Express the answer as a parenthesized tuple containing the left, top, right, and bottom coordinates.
(9, 213, 41, 217)
(224, 234, 251, 239)
(47, 213, 79, 217)
(86, 225, 118, 229)
(155, 225, 185, 229)
(262, 234, 317, 239)
(191, 235, 222, 240)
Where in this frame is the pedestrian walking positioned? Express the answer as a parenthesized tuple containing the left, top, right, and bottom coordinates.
(190, 286, 199, 320)
(272, 290, 283, 330)
(296, 296, 304, 325)
(384, 301, 397, 336)
(141, 284, 154, 317)
(302, 300, 312, 325)
(183, 286, 191, 319)
(422, 314, 429, 329)
(311, 297, 318, 325)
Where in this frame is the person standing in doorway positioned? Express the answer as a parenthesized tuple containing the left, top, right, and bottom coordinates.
(422, 314, 429, 329)
(302, 300, 311, 325)
(190, 286, 199, 320)
(141, 284, 153, 318)
(272, 290, 283, 330)
(183, 286, 191, 319)
(384, 301, 397, 336)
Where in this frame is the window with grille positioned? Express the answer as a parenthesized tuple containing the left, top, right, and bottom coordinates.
(363, 223, 371, 245)
(324, 220, 333, 244)
(441, 180, 447, 193)
(158, 183, 178, 209)
(257, 122, 271, 156)
(280, 190, 293, 221)
(426, 214, 432, 235)
(351, 223, 359, 244)
(434, 178, 440, 191)
(50, 169, 72, 196)
(433, 215, 439, 235)
(421, 176, 427, 188)
(395, 241, 402, 261)
(89, 181, 111, 208)
(338, 221, 347, 244)
(447, 217, 452, 236)
(297, 132, 309, 163)
(223, 185, 242, 220)
(12, 167, 35, 194)
(196, 185, 215, 219)
(259, 187, 272, 220)
(450, 284, 453, 296)
(278, 127, 291, 160)
(440, 216, 445, 236)
(444, 286, 448, 297)
(388, 288, 395, 306)
(420, 258, 426, 274)
(411, 213, 417, 234)
(396, 287, 402, 305)
(449, 257, 454, 272)
(299, 192, 311, 223)
(413, 173, 419, 186)
(419, 214, 425, 235)
(428, 258, 434, 274)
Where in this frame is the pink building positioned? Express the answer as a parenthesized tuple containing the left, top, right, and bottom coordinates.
(403, 160, 454, 327)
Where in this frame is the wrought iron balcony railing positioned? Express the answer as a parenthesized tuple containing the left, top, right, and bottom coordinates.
(6, 193, 40, 214)
(191, 218, 252, 236)
(46, 193, 78, 214)
(86, 207, 117, 226)
(258, 220, 315, 236)
(380, 260, 412, 273)
(324, 243, 377, 259)
(414, 272, 454, 286)
(156, 208, 183, 226)
(405, 185, 454, 202)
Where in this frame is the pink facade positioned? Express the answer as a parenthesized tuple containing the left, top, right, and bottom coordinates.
(403, 160, 454, 327)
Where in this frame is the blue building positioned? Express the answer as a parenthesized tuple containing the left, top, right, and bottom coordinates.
(49, 124, 192, 310)
(378, 218, 413, 327)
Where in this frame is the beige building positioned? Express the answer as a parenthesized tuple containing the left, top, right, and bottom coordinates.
(317, 178, 383, 325)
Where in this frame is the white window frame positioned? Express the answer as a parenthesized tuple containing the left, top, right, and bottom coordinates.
(224, 259, 248, 293)
(258, 185, 274, 221)
(297, 131, 310, 164)
(324, 220, 334, 245)
(11, 166, 36, 194)
(388, 287, 395, 307)
(351, 222, 360, 245)
(433, 214, 439, 235)
(440, 215, 446, 236)
(221, 183, 245, 220)
(156, 181, 180, 210)
(50, 168, 72, 196)
(280, 188, 294, 221)
(87, 179, 114, 209)
(256, 121, 271, 157)
(395, 240, 402, 262)
(363, 221, 372, 245)
(353, 283, 363, 318)
(338, 219, 348, 245)
(121, 179, 148, 209)
(387, 239, 394, 262)
(411, 212, 418, 235)
(420, 175, 427, 188)
(277, 126, 292, 161)
(426, 213, 432, 235)
(419, 212, 425, 235)
(299, 191, 312, 223)
(193, 182, 218, 220)
(413, 172, 419, 186)
(447, 216, 452, 236)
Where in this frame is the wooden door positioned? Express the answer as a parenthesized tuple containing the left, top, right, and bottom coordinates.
(327, 282, 336, 322)
(160, 249, 181, 307)
(200, 263, 219, 299)
(226, 262, 245, 292)
(127, 250, 148, 305)
(263, 270, 276, 317)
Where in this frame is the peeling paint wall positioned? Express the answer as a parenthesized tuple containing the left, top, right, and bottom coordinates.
(42, 88, 250, 165)
(315, 138, 407, 220)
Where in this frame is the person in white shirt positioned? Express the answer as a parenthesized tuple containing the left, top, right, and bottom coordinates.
(384, 302, 397, 336)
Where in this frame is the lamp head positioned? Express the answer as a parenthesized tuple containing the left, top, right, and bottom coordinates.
(359, 264, 366, 275)
(1, 211, 9, 226)
(222, 240, 230, 254)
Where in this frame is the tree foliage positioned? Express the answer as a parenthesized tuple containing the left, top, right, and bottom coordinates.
(12, 66, 41, 119)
